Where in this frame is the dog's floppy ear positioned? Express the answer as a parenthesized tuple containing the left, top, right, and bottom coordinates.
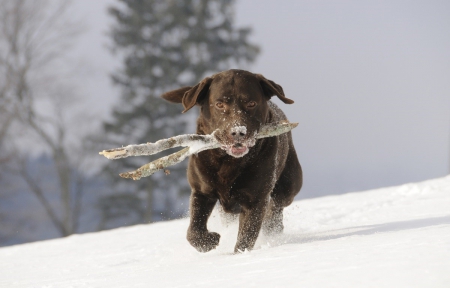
(181, 77, 213, 113)
(161, 77, 213, 113)
(256, 74, 294, 104)
(161, 86, 192, 104)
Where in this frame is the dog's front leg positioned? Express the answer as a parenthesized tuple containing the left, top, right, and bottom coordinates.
(187, 191, 220, 252)
(234, 198, 268, 253)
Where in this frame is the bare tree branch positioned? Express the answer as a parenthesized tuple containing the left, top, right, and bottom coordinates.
(17, 158, 68, 236)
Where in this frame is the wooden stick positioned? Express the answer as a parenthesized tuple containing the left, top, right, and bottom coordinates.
(100, 121, 298, 180)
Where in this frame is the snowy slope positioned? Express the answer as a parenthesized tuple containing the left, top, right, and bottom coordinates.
(1, 176, 449, 288)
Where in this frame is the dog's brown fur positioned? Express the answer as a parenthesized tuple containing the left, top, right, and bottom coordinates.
(162, 69, 302, 252)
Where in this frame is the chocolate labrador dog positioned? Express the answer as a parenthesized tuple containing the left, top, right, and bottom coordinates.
(162, 69, 302, 253)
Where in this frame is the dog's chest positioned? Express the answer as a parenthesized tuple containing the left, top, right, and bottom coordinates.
(197, 151, 247, 195)
(217, 160, 241, 185)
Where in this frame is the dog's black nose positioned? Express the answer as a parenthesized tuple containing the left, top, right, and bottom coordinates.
(231, 132, 245, 136)
(230, 126, 247, 141)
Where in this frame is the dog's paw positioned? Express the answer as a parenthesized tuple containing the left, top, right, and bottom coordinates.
(234, 239, 258, 253)
(187, 231, 221, 253)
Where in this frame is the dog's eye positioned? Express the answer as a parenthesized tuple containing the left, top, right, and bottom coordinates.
(215, 101, 224, 109)
(247, 101, 257, 108)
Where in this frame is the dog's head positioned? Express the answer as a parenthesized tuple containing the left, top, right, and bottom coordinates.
(162, 69, 294, 158)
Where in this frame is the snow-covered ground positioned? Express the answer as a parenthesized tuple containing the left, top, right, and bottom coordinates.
(1, 176, 449, 287)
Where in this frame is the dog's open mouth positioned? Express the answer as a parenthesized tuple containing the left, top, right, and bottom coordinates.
(230, 143, 248, 157)
(221, 142, 254, 158)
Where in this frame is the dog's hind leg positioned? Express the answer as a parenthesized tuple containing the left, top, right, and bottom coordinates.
(263, 148, 302, 236)
(262, 197, 285, 236)
(218, 202, 240, 227)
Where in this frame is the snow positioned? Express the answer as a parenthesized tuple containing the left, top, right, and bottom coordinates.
(1, 176, 449, 287)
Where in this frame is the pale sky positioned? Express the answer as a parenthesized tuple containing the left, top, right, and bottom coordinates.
(71, 0, 450, 198)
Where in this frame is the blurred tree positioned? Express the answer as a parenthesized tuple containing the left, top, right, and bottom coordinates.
(102, 0, 259, 226)
(0, 0, 91, 239)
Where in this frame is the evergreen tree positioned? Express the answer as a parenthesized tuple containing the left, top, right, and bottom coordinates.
(101, 0, 259, 227)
